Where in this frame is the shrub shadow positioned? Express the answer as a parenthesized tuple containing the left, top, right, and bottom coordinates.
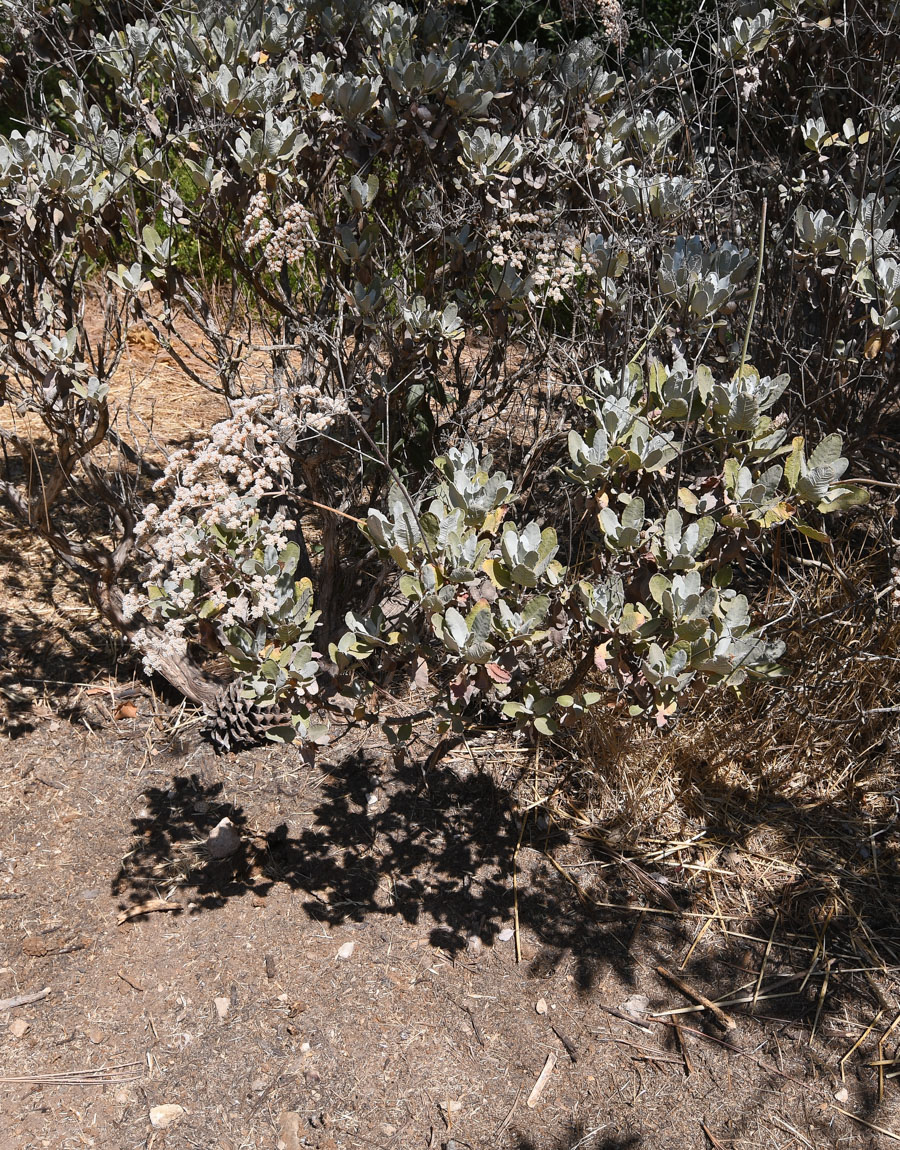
(111, 739, 900, 1049)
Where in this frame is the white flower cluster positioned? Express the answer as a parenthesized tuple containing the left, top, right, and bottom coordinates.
(486, 208, 600, 303)
(128, 388, 347, 671)
(558, 0, 628, 48)
(891, 535, 900, 609)
(243, 191, 314, 274)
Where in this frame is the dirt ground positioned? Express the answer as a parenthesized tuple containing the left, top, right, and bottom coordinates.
(1, 679, 900, 1150)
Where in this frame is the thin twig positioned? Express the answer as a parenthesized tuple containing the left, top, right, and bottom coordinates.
(738, 198, 768, 376)
(657, 965, 735, 1031)
(0, 988, 51, 1011)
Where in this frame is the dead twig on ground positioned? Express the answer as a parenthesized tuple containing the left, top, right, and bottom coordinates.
(0, 987, 51, 1011)
(657, 965, 736, 1031)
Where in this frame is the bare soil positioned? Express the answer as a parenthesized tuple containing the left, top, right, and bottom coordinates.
(1, 688, 899, 1150)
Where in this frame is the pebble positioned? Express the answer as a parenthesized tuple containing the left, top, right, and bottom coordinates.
(276, 1111, 302, 1150)
(214, 997, 230, 1020)
(149, 1104, 185, 1128)
(205, 818, 241, 860)
(9, 1019, 29, 1038)
(497, 927, 514, 942)
(336, 941, 355, 960)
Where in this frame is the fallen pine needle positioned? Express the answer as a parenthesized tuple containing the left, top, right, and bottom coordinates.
(832, 1106, 900, 1143)
(810, 958, 831, 1045)
(526, 1051, 556, 1108)
(655, 1018, 806, 1086)
(513, 808, 528, 964)
(0, 1061, 143, 1085)
(492, 1085, 522, 1141)
(681, 914, 715, 970)
(673, 1021, 693, 1076)
(701, 1122, 728, 1149)
(753, 914, 779, 1008)
(770, 1115, 815, 1149)
(116, 969, 145, 992)
(840, 1010, 884, 1082)
(569, 1125, 610, 1149)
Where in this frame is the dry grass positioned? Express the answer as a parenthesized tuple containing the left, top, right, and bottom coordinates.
(523, 531, 900, 1064)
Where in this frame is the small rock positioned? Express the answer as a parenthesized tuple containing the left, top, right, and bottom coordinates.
(204, 818, 241, 860)
(380, 1124, 396, 1137)
(251, 1078, 267, 1093)
(9, 1019, 29, 1038)
(87, 1026, 104, 1044)
(621, 993, 650, 1018)
(535, 998, 548, 1015)
(214, 997, 230, 1020)
(497, 927, 514, 942)
(466, 934, 483, 957)
(336, 941, 355, 960)
(834, 1087, 849, 1103)
(276, 1110, 303, 1150)
(79, 888, 100, 901)
(149, 1104, 185, 1129)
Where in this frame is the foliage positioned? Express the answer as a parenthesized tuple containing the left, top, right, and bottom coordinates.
(0, 0, 897, 750)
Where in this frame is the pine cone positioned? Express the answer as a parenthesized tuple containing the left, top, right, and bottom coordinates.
(203, 679, 292, 754)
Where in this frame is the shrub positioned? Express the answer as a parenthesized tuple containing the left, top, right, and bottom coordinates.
(0, 0, 896, 751)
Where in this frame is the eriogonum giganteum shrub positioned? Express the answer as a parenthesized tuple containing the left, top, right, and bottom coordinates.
(0, 0, 895, 748)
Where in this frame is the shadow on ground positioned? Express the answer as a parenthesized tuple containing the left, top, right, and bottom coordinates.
(511, 1128, 641, 1150)
(111, 749, 665, 995)
(111, 738, 900, 1040)
(0, 522, 134, 737)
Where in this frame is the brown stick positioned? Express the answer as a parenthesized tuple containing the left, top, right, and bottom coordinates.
(701, 1121, 729, 1149)
(657, 965, 736, 1030)
(598, 1003, 653, 1033)
(673, 1022, 694, 1076)
(116, 970, 145, 992)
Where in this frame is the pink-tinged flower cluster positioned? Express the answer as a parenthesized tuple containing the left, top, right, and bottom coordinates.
(243, 191, 313, 274)
(486, 208, 604, 304)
